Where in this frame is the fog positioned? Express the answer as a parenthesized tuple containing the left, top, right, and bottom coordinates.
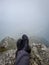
(0, 0, 49, 41)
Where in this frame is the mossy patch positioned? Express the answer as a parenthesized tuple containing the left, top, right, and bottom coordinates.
(0, 47, 8, 52)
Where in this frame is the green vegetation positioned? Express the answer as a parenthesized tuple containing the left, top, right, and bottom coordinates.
(0, 47, 8, 52)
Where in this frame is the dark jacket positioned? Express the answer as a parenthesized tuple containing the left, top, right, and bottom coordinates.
(15, 50, 30, 65)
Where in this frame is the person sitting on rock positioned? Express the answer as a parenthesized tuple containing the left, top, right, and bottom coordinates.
(15, 34, 31, 65)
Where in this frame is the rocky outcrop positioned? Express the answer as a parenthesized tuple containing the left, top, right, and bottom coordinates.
(0, 37, 16, 50)
(0, 49, 16, 65)
(0, 43, 49, 65)
(30, 43, 49, 65)
(0, 37, 49, 65)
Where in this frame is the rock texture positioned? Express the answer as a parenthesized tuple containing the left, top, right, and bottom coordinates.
(0, 49, 16, 65)
(0, 37, 16, 50)
(0, 37, 49, 65)
(30, 43, 49, 65)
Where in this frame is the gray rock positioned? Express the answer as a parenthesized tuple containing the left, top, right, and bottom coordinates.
(0, 49, 16, 65)
(0, 37, 49, 65)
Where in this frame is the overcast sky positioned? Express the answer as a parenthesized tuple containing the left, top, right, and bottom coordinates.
(0, 0, 49, 41)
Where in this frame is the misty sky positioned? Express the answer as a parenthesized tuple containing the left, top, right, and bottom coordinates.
(0, 0, 49, 41)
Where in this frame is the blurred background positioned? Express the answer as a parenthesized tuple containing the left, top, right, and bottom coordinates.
(0, 0, 49, 41)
